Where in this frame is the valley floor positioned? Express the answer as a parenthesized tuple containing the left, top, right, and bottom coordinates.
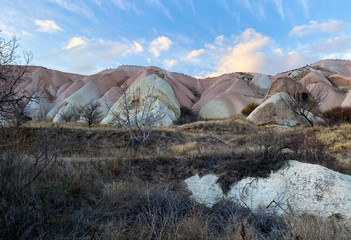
(1, 116, 351, 239)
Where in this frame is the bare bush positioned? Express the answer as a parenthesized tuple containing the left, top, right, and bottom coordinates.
(77, 102, 102, 127)
(241, 102, 260, 117)
(0, 31, 34, 122)
(0, 127, 66, 200)
(114, 83, 166, 148)
(56, 106, 79, 122)
(284, 84, 327, 126)
(324, 106, 351, 125)
(0, 126, 68, 238)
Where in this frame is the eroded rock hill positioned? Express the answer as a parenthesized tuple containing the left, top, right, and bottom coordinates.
(20, 59, 351, 125)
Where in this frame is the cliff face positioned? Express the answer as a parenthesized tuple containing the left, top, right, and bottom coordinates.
(22, 60, 351, 124)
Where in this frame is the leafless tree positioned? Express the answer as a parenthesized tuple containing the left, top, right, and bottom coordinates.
(0, 31, 33, 122)
(56, 106, 79, 122)
(78, 102, 102, 127)
(0, 126, 66, 199)
(284, 84, 328, 126)
(113, 83, 166, 148)
(0, 32, 63, 197)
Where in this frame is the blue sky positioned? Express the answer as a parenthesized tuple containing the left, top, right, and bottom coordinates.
(1, 0, 351, 77)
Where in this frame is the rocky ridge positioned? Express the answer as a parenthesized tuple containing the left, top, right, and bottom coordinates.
(22, 59, 351, 126)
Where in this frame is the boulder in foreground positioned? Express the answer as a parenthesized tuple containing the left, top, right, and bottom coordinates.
(185, 160, 351, 218)
(247, 92, 323, 126)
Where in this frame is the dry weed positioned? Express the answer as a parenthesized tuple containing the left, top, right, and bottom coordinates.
(171, 141, 198, 155)
(318, 124, 351, 153)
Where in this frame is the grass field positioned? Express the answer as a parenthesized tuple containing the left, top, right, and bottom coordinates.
(1, 116, 351, 239)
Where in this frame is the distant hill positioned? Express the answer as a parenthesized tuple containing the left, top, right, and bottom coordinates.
(20, 60, 351, 125)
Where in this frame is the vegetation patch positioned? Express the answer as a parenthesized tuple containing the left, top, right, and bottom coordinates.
(171, 141, 198, 155)
(324, 106, 351, 125)
(241, 102, 260, 116)
(2, 116, 351, 239)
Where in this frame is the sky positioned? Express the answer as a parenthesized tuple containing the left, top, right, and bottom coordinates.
(1, 0, 351, 77)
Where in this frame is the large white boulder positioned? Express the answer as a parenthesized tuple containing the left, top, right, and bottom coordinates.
(101, 74, 180, 126)
(247, 92, 323, 126)
(185, 161, 351, 218)
(184, 174, 223, 207)
(249, 73, 272, 96)
(228, 160, 351, 217)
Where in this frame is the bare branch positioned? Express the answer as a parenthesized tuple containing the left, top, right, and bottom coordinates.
(283, 84, 328, 126)
(0, 31, 34, 122)
(77, 102, 103, 127)
(109, 81, 166, 149)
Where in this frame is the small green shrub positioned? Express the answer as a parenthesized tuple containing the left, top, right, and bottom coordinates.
(241, 103, 260, 116)
(324, 107, 351, 125)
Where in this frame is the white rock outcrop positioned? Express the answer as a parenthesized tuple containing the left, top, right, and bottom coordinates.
(249, 73, 272, 96)
(185, 161, 351, 218)
(24, 99, 46, 120)
(228, 160, 351, 217)
(101, 74, 180, 126)
(184, 174, 223, 207)
(247, 92, 323, 126)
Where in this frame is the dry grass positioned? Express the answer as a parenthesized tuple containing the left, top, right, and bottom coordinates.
(171, 141, 198, 155)
(317, 124, 351, 154)
(2, 118, 351, 239)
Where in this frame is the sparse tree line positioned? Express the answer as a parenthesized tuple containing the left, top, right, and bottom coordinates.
(57, 101, 103, 127)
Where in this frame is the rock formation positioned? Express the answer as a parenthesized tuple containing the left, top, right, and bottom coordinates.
(247, 92, 322, 126)
(185, 160, 351, 218)
(15, 59, 351, 126)
(101, 74, 180, 126)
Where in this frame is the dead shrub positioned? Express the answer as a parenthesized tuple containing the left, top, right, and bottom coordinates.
(324, 106, 351, 125)
(285, 128, 344, 170)
(287, 129, 325, 162)
(175, 106, 199, 125)
(241, 102, 260, 116)
(281, 214, 351, 240)
(171, 141, 198, 155)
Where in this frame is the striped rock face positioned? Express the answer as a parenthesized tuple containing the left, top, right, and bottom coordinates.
(20, 59, 351, 125)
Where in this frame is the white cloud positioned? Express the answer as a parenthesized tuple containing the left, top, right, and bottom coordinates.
(59, 37, 144, 74)
(64, 37, 87, 50)
(149, 36, 172, 57)
(289, 19, 344, 37)
(185, 49, 205, 60)
(273, 48, 283, 55)
(201, 29, 311, 76)
(308, 36, 351, 55)
(298, 0, 309, 18)
(145, 0, 172, 21)
(235, 0, 251, 9)
(272, 0, 284, 19)
(90, 0, 102, 5)
(205, 43, 216, 50)
(111, 0, 129, 9)
(214, 35, 224, 46)
(50, 0, 95, 19)
(257, 4, 266, 19)
(265, 50, 310, 75)
(133, 41, 144, 53)
(164, 59, 177, 69)
(211, 28, 271, 76)
(35, 20, 62, 33)
(104, 44, 130, 60)
(111, 0, 140, 13)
